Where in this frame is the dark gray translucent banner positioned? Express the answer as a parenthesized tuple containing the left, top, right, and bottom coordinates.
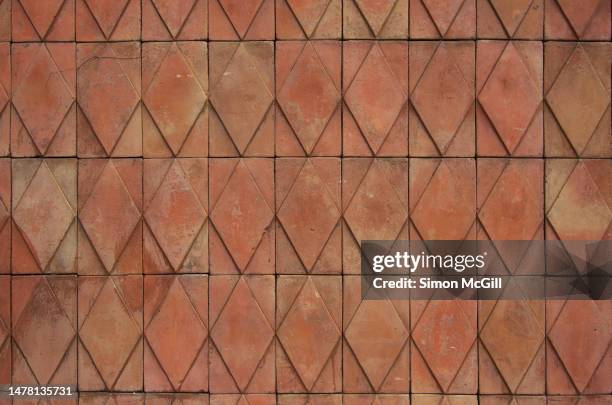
(360, 240, 612, 300)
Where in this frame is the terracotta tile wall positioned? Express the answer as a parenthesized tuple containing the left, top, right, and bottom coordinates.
(0, 1, 610, 404)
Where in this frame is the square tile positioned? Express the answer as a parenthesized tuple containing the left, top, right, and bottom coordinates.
(276, 158, 341, 274)
(78, 159, 142, 275)
(276, 0, 341, 39)
(209, 158, 274, 275)
(342, 158, 408, 274)
(343, 276, 410, 393)
(343, 0, 408, 39)
(210, 275, 275, 393)
(209, 42, 274, 157)
(12, 159, 77, 274)
(143, 42, 208, 158)
(0, 159, 8, 274)
(0, 0, 8, 41)
(480, 396, 546, 405)
(278, 395, 342, 405)
(479, 295, 545, 393)
(343, 395, 410, 405)
(0, 43, 8, 156)
(0, 275, 9, 385)
(544, 42, 611, 158)
(76, 0, 140, 41)
(12, 275, 76, 386)
(477, 0, 543, 39)
(545, 0, 611, 40)
(146, 394, 210, 404)
(477, 41, 543, 157)
(477, 159, 544, 273)
(410, 41, 475, 157)
(77, 42, 142, 158)
(410, 292, 478, 394)
(411, 395, 476, 405)
(410, 158, 476, 240)
(144, 159, 208, 274)
(546, 159, 612, 242)
(209, 0, 274, 40)
(276, 41, 341, 156)
(11, 0, 74, 41)
(144, 275, 208, 392)
(142, 0, 207, 40)
(11, 43, 76, 157)
(78, 275, 143, 391)
(210, 394, 276, 405)
(277, 275, 342, 393)
(410, 0, 475, 39)
(343, 41, 408, 157)
(79, 393, 144, 404)
(546, 297, 611, 394)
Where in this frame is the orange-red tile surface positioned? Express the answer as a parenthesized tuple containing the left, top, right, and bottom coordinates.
(0, 4, 609, 403)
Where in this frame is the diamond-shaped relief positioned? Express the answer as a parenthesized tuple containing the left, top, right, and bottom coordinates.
(276, 158, 341, 273)
(12, 159, 77, 274)
(210, 275, 275, 393)
(546, 0, 611, 40)
(0, 160, 9, 275)
(344, 0, 408, 39)
(411, 300, 477, 393)
(410, 159, 476, 241)
(77, 43, 142, 157)
(145, 275, 208, 392)
(0, 276, 8, 385)
(143, 42, 208, 157)
(277, 276, 341, 392)
(343, 158, 408, 274)
(277, 41, 341, 156)
(211, 394, 277, 405)
(547, 299, 611, 394)
(78, 275, 143, 391)
(279, 394, 343, 405)
(80, 393, 144, 404)
(210, 0, 273, 39)
(545, 43, 611, 157)
(210, 159, 274, 274)
(546, 160, 612, 242)
(344, 42, 408, 156)
(210, 42, 274, 156)
(146, 394, 211, 404)
(78, 159, 142, 275)
(11, 43, 76, 157)
(411, 42, 475, 156)
(479, 280, 545, 393)
(144, 159, 208, 274)
(277, 0, 340, 39)
(76, 0, 140, 40)
(12, 0, 74, 41)
(478, 41, 543, 156)
(0, 44, 9, 157)
(143, 0, 206, 40)
(411, 0, 475, 38)
(478, 159, 543, 242)
(12, 275, 76, 386)
(478, 0, 542, 39)
(344, 276, 410, 392)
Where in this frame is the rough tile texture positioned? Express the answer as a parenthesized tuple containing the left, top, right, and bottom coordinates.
(144, 275, 208, 392)
(0, 4, 609, 404)
(77, 43, 142, 158)
(410, 41, 475, 156)
(78, 159, 142, 275)
(12, 275, 77, 386)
